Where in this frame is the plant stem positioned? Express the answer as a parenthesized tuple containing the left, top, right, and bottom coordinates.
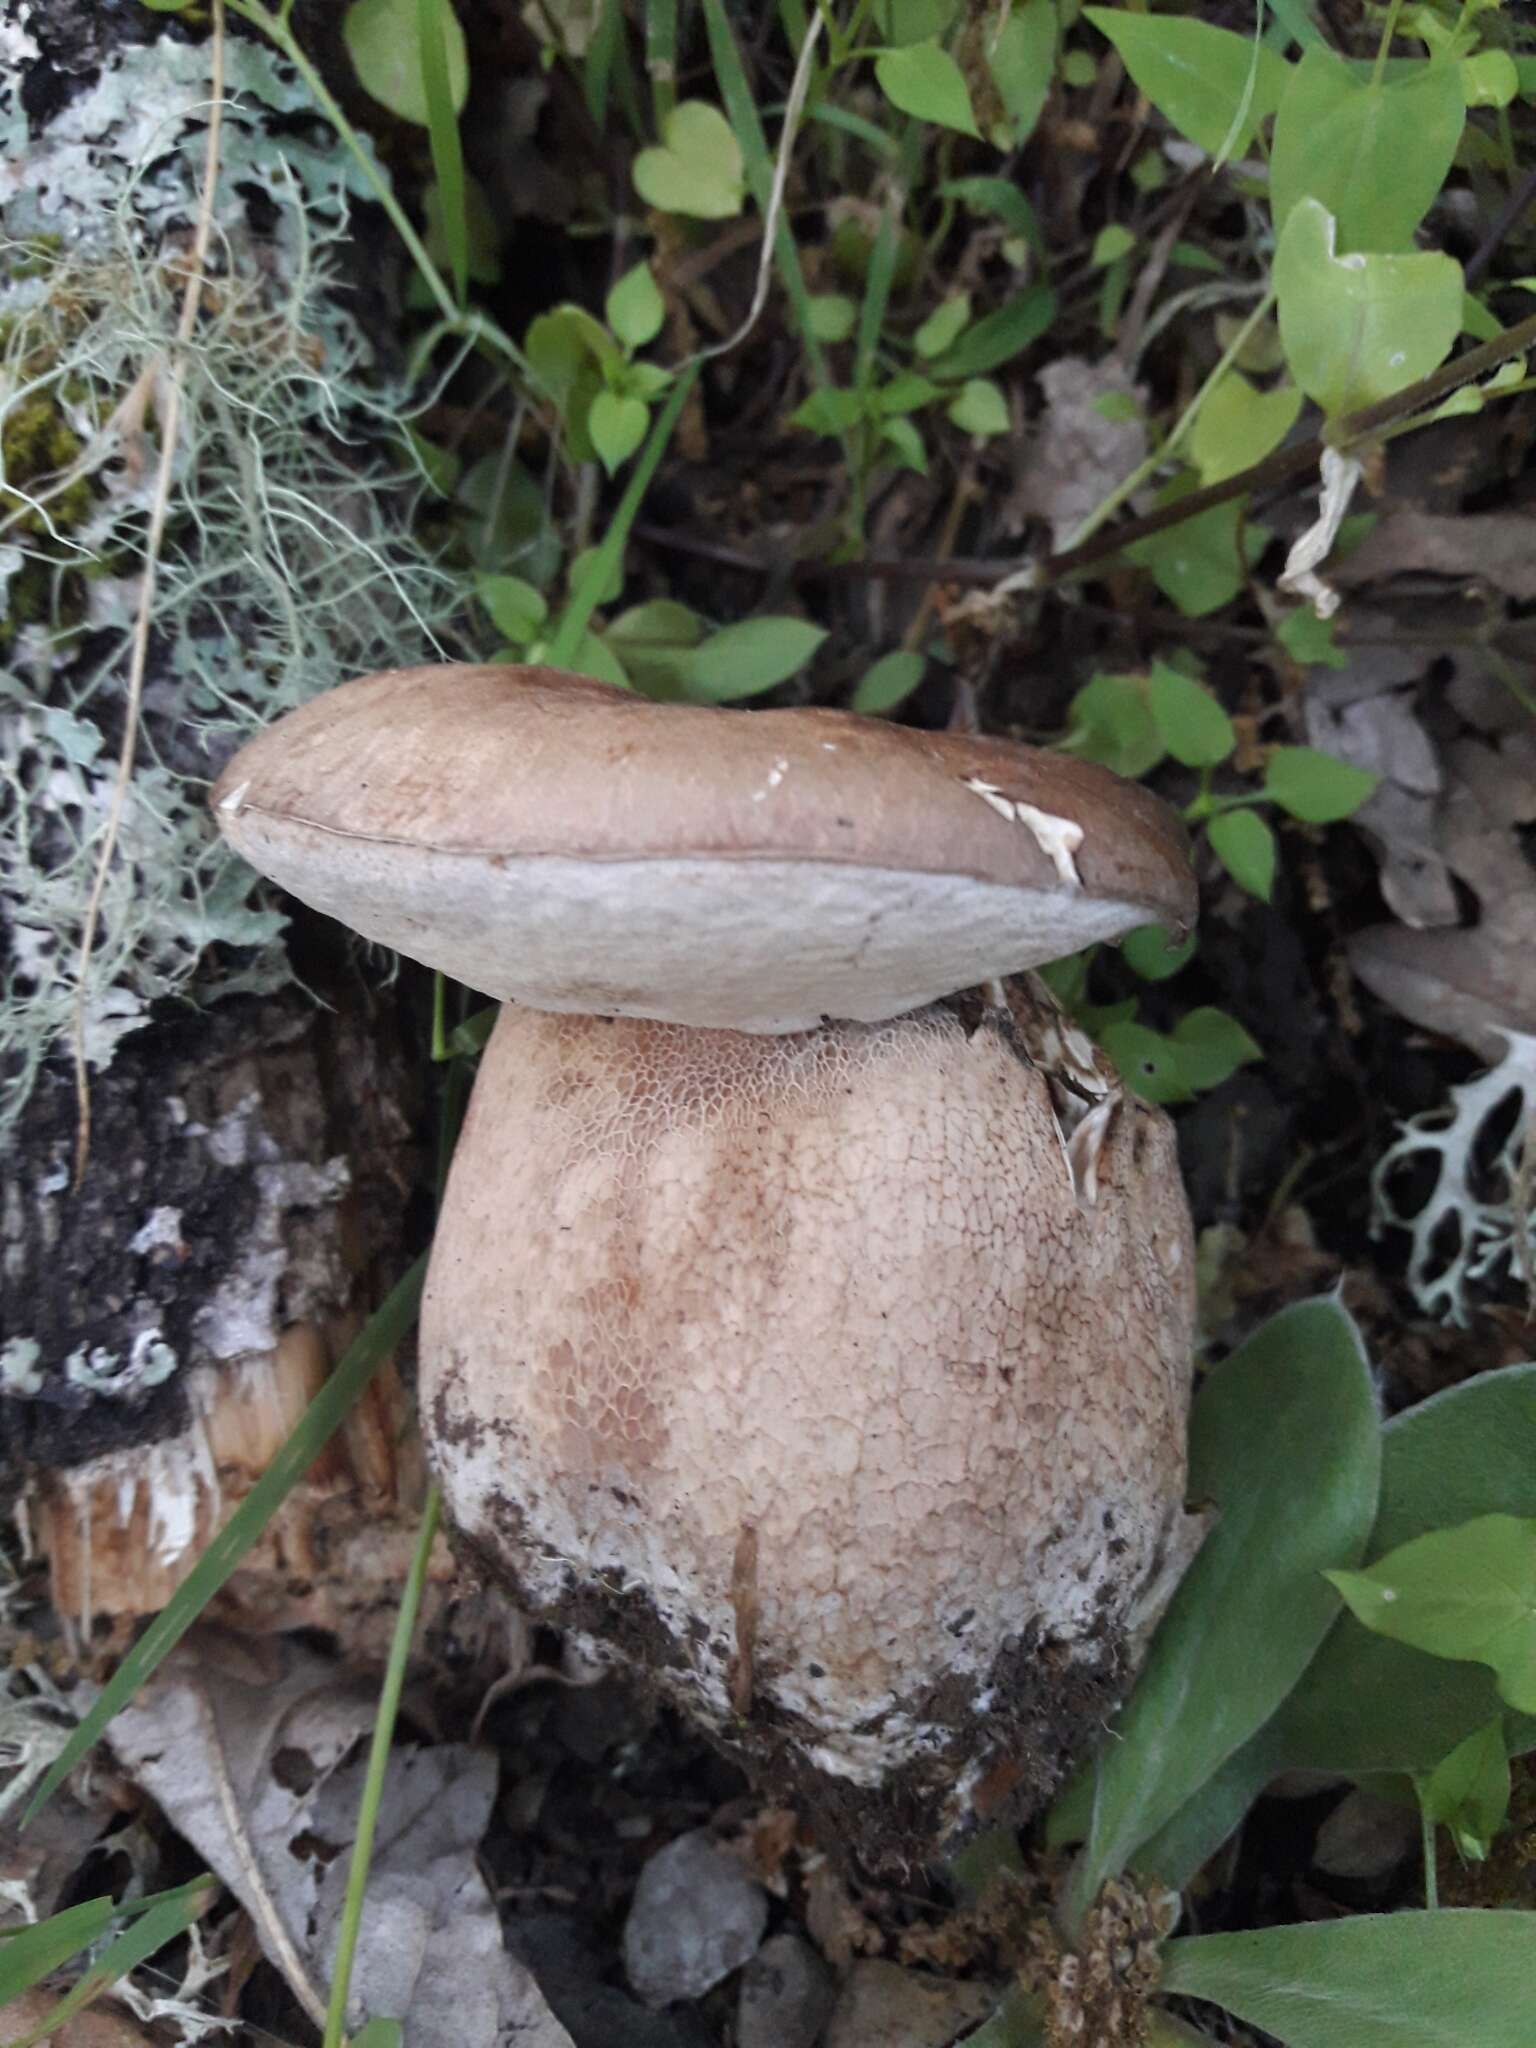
(1064, 287, 1276, 553)
(1422, 1804, 1440, 1911)
(230, 0, 460, 327)
(321, 1484, 443, 2048)
(1372, 0, 1406, 88)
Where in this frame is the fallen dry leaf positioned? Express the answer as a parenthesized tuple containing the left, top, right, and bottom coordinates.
(1003, 355, 1146, 548)
(1335, 509, 1536, 603)
(108, 1630, 573, 2048)
(0, 1989, 151, 2048)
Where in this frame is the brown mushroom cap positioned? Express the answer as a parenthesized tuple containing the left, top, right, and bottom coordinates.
(214, 663, 1196, 1031)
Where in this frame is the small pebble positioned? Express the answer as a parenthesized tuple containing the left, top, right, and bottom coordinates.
(622, 1828, 769, 2008)
(738, 1932, 835, 2048)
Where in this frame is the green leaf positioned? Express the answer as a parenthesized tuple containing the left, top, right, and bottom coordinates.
(456, 452, 557, 577)
(1270, 44, 1465, 252)
(476, 573, 548, 643)
(852, 649, 926, 715)
(930, 286, 1055, 378)
(914, 293, 972, 359)
(1170, 1007, 1262, 1091)
(1062, 672, 1164, 779)
(874, 39, 981, 137)
(0, 1898, 116, 2008)
(677, 616, 827, 701)
(564, 629, 633, 690)
(26, 1263, 427, 1820)
(1275, 199, 1463, 421)
(1463, 49, 1519, 110)
(1159, 1911, 1536, 2048)
(588, 390, 650, 474)
(1272, 1365, 1536, 1782)
(940, 176, 1044, 251)
(1264, 744, 1378, 822)
(423, 172, 501, 286)
(947, 377, 1011, 437)
(873, 0, 958, 44)
(633, 99, 746, 218)
(1092, 223, 1135, 268)
(1127, 487, 1252, 618)
(1146, 662, 1234, 768)
(986, 0, 1055, 146)
(1065, 1298, 1380, 1925)
(352, 2024, 406, 2048)
(1326, 1515, 1536, 1713)
(790, 386, 867, 435)
(1418, 1717, 1511, 1861)
(807, 293, 859, 343)
(566, 544, 624, 606)
(342, 0, 468, 124)
(1098, 1021, 1193, 1104)
(3, 1879, 217, 2048)
(881, 417, 929, 473)
(1120, 924, 1196, 983)
(603, 598, 706, 698)
(1190, 371, 1302, 486)
(877, 370, 940, 414)
(1275, 605, 1349, 669)
(606, 261, 666, 350)
(1207, 807, 1276, 900)
(1082, 10, 1289, 157)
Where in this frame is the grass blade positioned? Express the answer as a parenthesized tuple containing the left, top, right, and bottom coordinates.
(24, 1257, 428, 1824)
(645, 0, 677, 126)
(0, 1899, 115, 2007)
(418, 0, 469, 307)
(320, 1484, 443, 2048)
(5, 1877, 216, 2048)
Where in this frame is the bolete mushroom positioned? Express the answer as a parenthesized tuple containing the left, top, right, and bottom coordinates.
(213, 663, 1204, 1863)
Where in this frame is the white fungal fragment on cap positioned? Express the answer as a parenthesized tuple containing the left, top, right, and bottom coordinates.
(217, 779, 250, 816)
(962, 778, 1085, 888)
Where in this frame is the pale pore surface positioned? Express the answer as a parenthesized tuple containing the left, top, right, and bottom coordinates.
(423, 1000, 1195, 1783)
(215, 812, 1147, 1029)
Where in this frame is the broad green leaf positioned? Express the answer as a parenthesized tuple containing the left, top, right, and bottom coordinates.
(343, 0, 468, 123)
(1271, 1365, 1536, 1780)
(852, 649, 925, 715)
(1062, 672, 1164, 779)
(914, 293, 972, 359)
(606, 262, 666, 350)
(940, 176, 1043, 251)
(588, 389, 650, 474)
(1099, 1021, 1192, 1104)
(874, 40, 981, 137)
(604, 599, 705, 697)
(476, 573, 547, 643)
(1190, 371, 1302, 486)
(877, 370, 940, 414)
(807, 293, 858, 342)
(1133, 1720, 1288, 1886)
(1146, 663, 1234, 767)
(1418, 1717, 1511, 1860)
(1083, 11, 1289, 157)
(873, 0, 957, 44)
(566, 543, 625, 607)
(1120, 924, 1197, 983)
(1126, 488, 1252, 617)
(986, 0, 1055, 146)
(881, 417, 929, 473)
(790, 387, 866, 435)
(947, 377, 1011, 437)
(633, 100, 745, 218)
(1093, 223, 1135, 268)
(1170, 1007, 1261, 1091)
(1264, 744, 1378, 821)
(1275, 605, 1349, 669)
(1207, 807, 1276, 900)
(457, 452, 557, 576)
(1159, 1912, 1536, 2048)
(677, 616, 827, 701)
(1269, 45, 1465, 251)
(1463, 49, 1519, 109)
(352, 2024, 406, 2048)
(1275, 200, 1462, 421)
(563, 629, 633, 690)
(1327, 1515, 1536, 1713)
(526, 302, 620, 401)
(1066, 1299, 1380, 1926)
(930, 286, 1055, 378)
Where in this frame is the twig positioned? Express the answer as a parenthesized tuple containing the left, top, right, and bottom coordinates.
(70, 0, 226, 1184)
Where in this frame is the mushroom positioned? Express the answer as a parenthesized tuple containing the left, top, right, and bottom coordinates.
(213, 663, 1204, 1863)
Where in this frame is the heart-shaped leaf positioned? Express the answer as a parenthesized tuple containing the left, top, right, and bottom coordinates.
(587, 390, 650, 474)
(633, 100, 746, 219)
(342, 0, 467, 124)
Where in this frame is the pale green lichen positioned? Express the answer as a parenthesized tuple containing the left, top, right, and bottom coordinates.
(2, 26, 474, 1132)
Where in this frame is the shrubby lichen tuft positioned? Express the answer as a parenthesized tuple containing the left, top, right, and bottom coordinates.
(1, 24, 472, 1131)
